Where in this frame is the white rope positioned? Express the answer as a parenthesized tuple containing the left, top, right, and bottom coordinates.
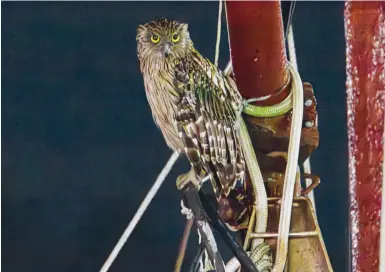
(181, 199, 194, 220)
(224, 61, 232, 75)
(100, 151, 180, 272)
(226, 63, 302, 272)
(272, 62, 304, 272)
(287, 25, 298, 70)
(287, 24, 317, 212)
(224, 1, 233, 76)
(214, 0, 223, 67)
(379, 111, 385, 272)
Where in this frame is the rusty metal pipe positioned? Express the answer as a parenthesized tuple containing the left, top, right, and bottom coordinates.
(345, 2, 385, 272)
(225, 1, 289, 105)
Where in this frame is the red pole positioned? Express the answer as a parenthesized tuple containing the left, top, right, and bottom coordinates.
(345, 2, 385, 271)
(225, 1, 289, 106)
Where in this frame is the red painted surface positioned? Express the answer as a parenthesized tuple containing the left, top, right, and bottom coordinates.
(225, 1, 289, 106)
(345, 2, 385, 271)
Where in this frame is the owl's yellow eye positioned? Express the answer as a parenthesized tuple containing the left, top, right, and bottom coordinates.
(151, 34, 160, 44)
(171, 33, 180, 43)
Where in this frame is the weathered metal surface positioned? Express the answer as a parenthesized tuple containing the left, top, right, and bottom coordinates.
(345, 2, 385, 271)
(226, 1, 289, 105)
(225, 1, 319, 173)
(244, 82, 319, 174)
(262, 197, 333, 271)
(225, 2, 332, 271)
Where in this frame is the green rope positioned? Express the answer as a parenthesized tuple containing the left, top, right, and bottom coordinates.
(242, 91, 293, 118)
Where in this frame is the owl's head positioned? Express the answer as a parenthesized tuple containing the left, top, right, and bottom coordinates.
(136, 18, 193, 61)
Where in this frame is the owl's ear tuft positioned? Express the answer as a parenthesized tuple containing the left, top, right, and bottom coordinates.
(136, 24, 147, 40)
(180, 23, 189, 32)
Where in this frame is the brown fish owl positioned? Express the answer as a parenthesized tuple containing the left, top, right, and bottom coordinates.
(136, 18, 247, 211)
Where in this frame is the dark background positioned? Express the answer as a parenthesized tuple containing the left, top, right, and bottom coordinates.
(2, 2, 348, 271)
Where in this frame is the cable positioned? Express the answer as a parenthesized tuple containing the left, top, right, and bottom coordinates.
(285, 1, 297, 40)
(287, 23, 316, 212)
(214, 0, 223, 67)
(198, 190, 259, 272)
(189, 245, 206, 272)
(100, 151, 180, 272)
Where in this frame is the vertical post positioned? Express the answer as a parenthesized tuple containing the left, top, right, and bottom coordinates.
(345, 2, 385, 271)
(225, 1, 289, 105)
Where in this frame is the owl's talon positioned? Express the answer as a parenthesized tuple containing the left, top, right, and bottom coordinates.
(176, 169, 200, 190)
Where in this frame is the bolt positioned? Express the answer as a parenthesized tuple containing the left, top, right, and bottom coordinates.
(304, 99, 313, 107)
(305, 120, 315, 128)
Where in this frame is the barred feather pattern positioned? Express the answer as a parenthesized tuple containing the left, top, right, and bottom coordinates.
(137, 18, 246, 198)
(174, 51, 246, 197)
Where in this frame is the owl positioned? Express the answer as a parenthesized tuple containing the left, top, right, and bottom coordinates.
(136, 18, 248, 219)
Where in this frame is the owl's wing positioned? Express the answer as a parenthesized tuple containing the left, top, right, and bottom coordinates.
(174, 53, 245, 197)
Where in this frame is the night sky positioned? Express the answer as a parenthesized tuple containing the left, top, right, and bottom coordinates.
(2, 2, 348, 271)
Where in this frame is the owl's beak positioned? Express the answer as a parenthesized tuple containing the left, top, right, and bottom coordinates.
(162, 43, 172, 58)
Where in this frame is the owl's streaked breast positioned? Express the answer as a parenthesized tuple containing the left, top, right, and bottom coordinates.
(142, 61, 184, 151)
